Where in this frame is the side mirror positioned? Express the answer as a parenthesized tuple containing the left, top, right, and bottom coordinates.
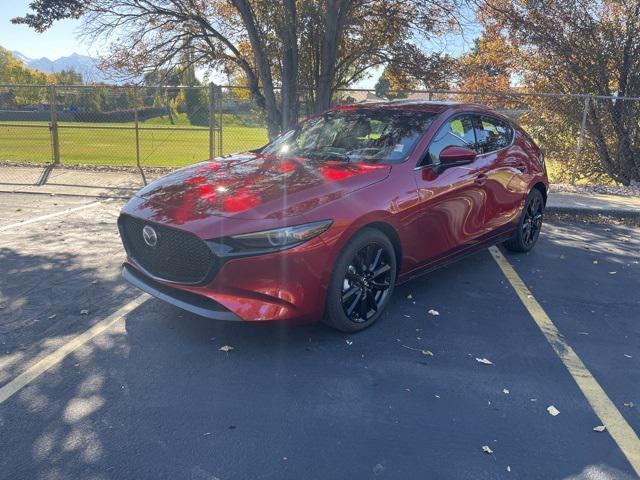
(439, 145, 477, 166)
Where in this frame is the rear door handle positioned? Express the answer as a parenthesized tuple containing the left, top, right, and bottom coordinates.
(474, 173, 487, 184)
(506, 160, 527, 171)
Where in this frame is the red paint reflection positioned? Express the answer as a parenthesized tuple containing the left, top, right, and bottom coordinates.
(223, 188, 260, 213)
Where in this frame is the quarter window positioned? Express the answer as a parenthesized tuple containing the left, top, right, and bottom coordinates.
(425, 115, 476, 165)
(474, 116, 514, 154)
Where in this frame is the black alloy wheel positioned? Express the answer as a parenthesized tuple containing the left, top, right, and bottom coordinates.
(323, 228, 397, 332)
(504, 188, 545, 252)
(341, 243, 393, 323)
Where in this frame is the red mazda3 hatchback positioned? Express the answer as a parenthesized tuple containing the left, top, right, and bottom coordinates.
(118, 101, 548, 331)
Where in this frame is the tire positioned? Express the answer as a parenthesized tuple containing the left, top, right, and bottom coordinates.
(323, 228, 397, 332)
(503, 188, 545, 252)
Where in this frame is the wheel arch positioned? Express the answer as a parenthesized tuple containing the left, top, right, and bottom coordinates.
(532, 181, 547, 206)
(357, 221, 403, 277)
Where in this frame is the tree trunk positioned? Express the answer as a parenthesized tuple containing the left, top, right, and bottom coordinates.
(315, 0, 351, 112)
(280, 0, 299, 131)
(232, 0, 282, 139)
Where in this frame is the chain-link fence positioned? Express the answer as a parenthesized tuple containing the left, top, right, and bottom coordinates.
(1, 84, 638, 193)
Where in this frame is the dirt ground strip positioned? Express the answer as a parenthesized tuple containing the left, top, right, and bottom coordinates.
(0, 192, 638, 480)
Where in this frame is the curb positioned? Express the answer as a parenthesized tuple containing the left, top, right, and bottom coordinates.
(546, 205, 640, 220)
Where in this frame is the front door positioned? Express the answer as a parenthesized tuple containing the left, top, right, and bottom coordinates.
(411, 114, 488, 265)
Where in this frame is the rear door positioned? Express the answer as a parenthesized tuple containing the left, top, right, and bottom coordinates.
(473, 115, 528, 232)
(411, 114, 488, 264)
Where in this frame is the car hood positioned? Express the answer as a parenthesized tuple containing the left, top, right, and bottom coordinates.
(134, 152, 391, 222)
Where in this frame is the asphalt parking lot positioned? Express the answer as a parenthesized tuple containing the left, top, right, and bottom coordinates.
(0, 192, 638, 480)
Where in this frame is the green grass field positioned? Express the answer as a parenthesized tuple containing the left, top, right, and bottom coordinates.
(0, 113, 268, 167)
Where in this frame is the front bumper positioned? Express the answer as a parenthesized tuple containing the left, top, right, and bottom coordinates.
(121, 229, 335, 323)
(122, 264, 241, 321)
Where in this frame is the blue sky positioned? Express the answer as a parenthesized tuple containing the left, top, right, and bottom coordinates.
(0, 1, 89, 59)
(1, 0, 479, 88)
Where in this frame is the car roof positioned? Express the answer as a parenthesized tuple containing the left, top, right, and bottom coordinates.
(332, 100, 487, 115)
(331, 100, 520, 126)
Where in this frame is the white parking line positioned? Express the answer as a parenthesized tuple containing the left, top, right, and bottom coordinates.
(0, 201, 104, 232)
(0, 294, 149, 404)
(489, 246, 640, 476)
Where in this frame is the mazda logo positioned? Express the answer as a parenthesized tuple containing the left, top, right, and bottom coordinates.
(142, 225, 158, 247)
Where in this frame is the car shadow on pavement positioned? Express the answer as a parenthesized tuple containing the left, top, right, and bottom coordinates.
(0, 242, 138, 385)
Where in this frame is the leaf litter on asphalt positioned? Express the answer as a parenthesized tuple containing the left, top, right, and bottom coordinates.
(475, 357, 493, 365)
(547, 405, 560, 416)
(401, 345, 433, 356)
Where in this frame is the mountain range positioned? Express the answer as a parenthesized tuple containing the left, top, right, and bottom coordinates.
(12, 51, 116, 84)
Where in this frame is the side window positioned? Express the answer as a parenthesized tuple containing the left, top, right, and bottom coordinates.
(474, 116, 514, 154)
(425, 115, 476, 165)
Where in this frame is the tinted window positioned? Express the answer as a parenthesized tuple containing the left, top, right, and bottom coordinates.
(474, 116, 514, 154)
(263, 109, 436, 164)
(425, 114, 476, 165)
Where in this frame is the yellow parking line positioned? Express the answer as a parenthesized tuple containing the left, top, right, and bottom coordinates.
(489, 246, 640, 475)
(0, 294, 149, 405)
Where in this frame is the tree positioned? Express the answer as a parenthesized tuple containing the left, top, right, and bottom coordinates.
(456, 24, 512, 92)
(0, 47, 50, 107)
(51, 68, 83, 85)
(479, 0, 640, 184)
(374, 75, 390, 98)
(14, 0, 464, 138)
(181, 59, 209, 126)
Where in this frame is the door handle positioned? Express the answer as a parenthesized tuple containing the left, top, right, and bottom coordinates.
(474, 173, 487, 184)
(506, 160, 527, 171)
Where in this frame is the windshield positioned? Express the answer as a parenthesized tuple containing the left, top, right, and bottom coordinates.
(262, 109, 436, 164)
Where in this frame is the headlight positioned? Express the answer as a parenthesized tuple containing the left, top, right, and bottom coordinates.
(208, 220, 332, 257)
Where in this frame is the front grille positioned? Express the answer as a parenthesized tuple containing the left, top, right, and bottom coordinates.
(118, 214, 216, 284)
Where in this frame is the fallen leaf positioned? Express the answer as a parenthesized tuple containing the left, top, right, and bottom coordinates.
(475, 357, 493, 365)
(482, 445, 493, 454)
(219, 345, 234, 352)
(422, 350, 434, 356)
(80, 309, 89, 315)
(547, 405, 560, 416)
(427, 309, 440, 316)
(593, 425, 606, 432)
(345, 340, 353, 346)
(503, 388, 510, 394)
